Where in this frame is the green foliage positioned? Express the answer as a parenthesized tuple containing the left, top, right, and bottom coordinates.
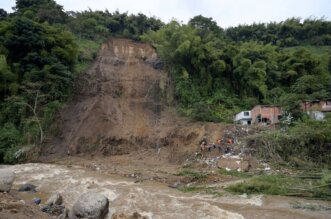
(246, 118, 331, 166)
(226, 18, 331, 46)
(15, 0, 68, 24)
(226, 173, 331, 200)
(0, 1, 81, 163)
(143, 18, 331, 122)
(42, 100, 62, 129)
(225, 175, 300, 195)
(189, 15, 223, 38)
(191, 102, 221, 122)
(75, 38, 102, 74)
(321, 169, 331, 186)
(176, 169, 209, 181)
(67, 10, 164, 40)
(0, 123, 21, 163)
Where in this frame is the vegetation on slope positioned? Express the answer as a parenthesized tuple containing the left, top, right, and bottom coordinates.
(0, 0, 163, 163)
(142, 19, 330, 122)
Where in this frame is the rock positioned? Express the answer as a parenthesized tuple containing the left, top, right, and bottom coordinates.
(57, 208, 69, 219)
(0, 169, 15, 192)
(18, 183, 37, 192)
(168, 181, 181, 189)
(41, 193, 65, 216)
(69, 192, 109, 219)
(10, 208, 18, 213)
(217, 158, 250, 172)
(46, 192, 63, 206)
(145, 58, 164, 70)
(33, 197, 41, 205)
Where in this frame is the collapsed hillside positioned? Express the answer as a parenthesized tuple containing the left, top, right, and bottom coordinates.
(43, 38, 226, 161)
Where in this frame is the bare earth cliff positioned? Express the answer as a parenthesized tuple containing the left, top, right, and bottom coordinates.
(44, 38, 223, 160)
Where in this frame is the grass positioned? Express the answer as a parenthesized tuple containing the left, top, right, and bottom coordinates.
(176, 169, 209, 181)
(75, 38, 103, 74)
(225, 175, 294, 195)
(225, 174, 331, 200)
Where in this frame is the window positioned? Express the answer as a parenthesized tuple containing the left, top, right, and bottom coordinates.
(257, 114, 261, 123)
(244, 111, 249, 116)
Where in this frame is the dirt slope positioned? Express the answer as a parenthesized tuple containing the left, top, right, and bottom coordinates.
(44, 38, 226, 161)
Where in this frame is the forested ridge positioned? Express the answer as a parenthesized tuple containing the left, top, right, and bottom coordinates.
(0, 0, 330, 165)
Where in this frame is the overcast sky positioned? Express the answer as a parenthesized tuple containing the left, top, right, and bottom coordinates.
(1, 0, 331, 28)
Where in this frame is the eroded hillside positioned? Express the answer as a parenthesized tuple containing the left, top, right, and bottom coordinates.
(44, 38, 225, 160)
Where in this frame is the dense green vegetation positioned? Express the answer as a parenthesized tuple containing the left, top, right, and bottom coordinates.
(142, 18, 331, 122)
(0, 0, 330, 166)
(246, 117, 331, 166)
(226, 18, 331, 46)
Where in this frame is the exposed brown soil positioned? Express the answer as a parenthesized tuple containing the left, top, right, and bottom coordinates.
(42, 38, 228, 163)
(0, 192, 50, 219)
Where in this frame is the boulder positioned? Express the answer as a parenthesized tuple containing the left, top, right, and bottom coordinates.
(46, 192, 63, 206)
(33, 197, 41, 205)
(0, 169, 15, 192)
(57, 208, 69, 219)
(18, 183, 37, 192)
(168, 181, 182, 189)
(69, 192, 109, 219)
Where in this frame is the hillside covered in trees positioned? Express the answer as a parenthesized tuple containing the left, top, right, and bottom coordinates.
(142, 16, 331, 122)
(0, 0, 330, 164)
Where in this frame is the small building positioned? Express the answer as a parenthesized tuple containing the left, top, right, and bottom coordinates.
(301, 100, 331, 121)
(251, 105, 282, 125)
(234, 111, 252, 125)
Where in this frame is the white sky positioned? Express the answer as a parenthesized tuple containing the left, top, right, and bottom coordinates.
(1, 0, 331, 28)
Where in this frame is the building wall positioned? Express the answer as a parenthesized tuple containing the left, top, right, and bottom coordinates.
(308, 111, 325, 121)
(234, 111, 251, 121)
(302, 100, 331, 112)
(251, 105, 282, 124)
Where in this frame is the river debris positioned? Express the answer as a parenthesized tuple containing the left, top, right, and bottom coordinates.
(112, 211, 148, 219)
(18, 183, 37, 193)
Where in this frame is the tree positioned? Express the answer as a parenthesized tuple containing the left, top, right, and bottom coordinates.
(0, 9, 7, 19)
(15, 0, 67, 24)
(15, 90, 44, 143)
(189, 15, 223, 37)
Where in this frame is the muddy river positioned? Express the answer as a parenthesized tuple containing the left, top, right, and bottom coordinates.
(3, 164, 331, 219)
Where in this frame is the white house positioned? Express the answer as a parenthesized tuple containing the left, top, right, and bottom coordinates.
(234, 111, 252, 125)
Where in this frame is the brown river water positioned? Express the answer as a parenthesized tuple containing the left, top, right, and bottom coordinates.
(3, 164, 331, 219)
